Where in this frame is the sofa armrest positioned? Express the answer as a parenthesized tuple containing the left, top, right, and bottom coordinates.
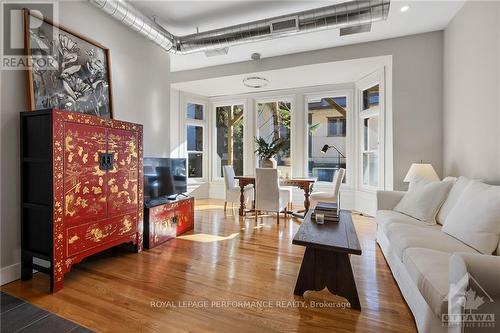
(448, 253, 500, 330)
(450, 253, 500, 299)
(376, 190, 405, 211)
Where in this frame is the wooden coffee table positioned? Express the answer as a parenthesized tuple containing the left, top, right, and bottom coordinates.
(292, 209, 362, 310)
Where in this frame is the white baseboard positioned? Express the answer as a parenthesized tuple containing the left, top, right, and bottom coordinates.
(1, 262, 20, 285)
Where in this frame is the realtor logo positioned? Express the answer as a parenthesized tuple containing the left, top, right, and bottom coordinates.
(1, 1, 57, 70)
(444, 272, 496, 329)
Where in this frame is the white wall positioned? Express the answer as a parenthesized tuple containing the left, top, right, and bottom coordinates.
(171, 31, 445, 191)
(1, 1, 170, 283)
(443, 1, 500, 184)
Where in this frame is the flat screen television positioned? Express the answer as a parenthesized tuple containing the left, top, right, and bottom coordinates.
(143, 158, 187, 202)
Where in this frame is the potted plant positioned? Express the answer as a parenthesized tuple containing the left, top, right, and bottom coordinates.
(254, 137, 287, 168)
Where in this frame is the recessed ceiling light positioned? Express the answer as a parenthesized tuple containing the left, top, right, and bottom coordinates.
(400, 5, 410, 13)
(243, 76, 269, 88)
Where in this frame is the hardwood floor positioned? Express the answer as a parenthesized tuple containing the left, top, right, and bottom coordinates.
(2, 200, 417, 333)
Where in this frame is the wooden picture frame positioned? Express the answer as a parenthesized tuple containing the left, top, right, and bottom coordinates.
(23, 9, 114, 118)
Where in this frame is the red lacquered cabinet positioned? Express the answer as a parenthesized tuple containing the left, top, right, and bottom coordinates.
(144, 197, 194, 249)
(20, 109, 143, 292)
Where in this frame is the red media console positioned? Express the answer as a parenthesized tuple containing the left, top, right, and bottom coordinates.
(144, 197, 194, 249)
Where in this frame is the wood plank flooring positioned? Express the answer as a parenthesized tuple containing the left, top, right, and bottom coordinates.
(1, 200, 417, 333)
(0, 291, 93, 333)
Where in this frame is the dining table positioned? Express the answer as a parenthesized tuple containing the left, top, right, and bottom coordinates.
(234, 176, 317, 217)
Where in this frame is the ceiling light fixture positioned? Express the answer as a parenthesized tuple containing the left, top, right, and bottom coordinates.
(243, 76, 269, 88)
(400, 5, 410, 12)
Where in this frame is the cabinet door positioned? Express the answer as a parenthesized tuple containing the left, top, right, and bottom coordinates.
(64, 122, 108, 226)
(107, 128, 139, 216)
(176, 199, 194, 236)
(150, 205, 176, 247)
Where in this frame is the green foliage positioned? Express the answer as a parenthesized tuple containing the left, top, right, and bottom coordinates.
(254, 137, 288, 159)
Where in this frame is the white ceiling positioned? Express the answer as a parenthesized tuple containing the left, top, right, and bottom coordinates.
(132, 0, 464, 72)
(171, 55, 389, 96)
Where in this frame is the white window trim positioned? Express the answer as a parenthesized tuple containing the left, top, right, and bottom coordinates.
(304, 89, 354, 189)
(180, 93, 209, 184)
(254, 95, 296, 171)
(210, 99, 248, 181)
(356, 69, 386, 192)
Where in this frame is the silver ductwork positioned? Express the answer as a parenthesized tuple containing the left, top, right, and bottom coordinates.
(90, 0, 391, 55)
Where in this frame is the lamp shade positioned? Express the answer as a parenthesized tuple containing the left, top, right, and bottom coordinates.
(404, 163, 440, 182)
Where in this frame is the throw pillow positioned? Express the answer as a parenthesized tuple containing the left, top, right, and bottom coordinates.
(442, 181, 500, 254)
(436, 176, 470, 225)
(394, 177, 454, 225)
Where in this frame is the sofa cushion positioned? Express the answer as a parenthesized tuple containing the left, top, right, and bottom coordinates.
(437, 176, 471, 225)
(376, 210, 441, 234)
(394, 177, 453, 225)
(402, 248, 451, 317)
(442, 181, 500, 254)
(385, 223, 478, 260)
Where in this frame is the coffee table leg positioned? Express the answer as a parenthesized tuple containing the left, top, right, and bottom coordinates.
(328, 252, 361, 310)
(294, 247, 361, 310)
(294, 247, 318, 296)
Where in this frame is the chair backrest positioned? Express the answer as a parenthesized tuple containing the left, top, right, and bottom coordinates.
(223, 165, 236, 190)
(255, 168, 280, 211)
(332, 168, 346, 199)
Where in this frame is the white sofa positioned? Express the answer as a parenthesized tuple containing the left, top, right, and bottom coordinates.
(376, 187, 500, 333)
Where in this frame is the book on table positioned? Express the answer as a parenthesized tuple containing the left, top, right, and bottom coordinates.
(312, 202, 339, 222)
(315, 202, 338, 212)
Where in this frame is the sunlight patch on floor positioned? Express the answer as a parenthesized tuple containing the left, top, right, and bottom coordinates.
(194, 204, 225, 211)
(176, 233, 239, 243)
(240, 223, 266, 231)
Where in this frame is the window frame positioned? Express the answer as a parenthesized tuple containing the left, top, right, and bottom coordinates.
(327, 117, 347, 137)
(254, 95, 295, 172)
(181, 95, 208, 184)
(356, 71, 385, 192)
(211, 99, 247, 181)
(304, 90, 353, 187)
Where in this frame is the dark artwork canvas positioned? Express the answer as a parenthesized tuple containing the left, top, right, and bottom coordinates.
(25, 11, 113, 118)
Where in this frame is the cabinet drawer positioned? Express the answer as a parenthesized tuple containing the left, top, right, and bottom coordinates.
(66, 213, 137, 256)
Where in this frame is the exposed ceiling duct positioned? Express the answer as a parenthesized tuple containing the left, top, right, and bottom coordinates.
(90, 0, 391, 55)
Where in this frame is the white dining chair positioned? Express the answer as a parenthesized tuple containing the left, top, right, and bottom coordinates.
(310, 168, 345, 209)
(223, 165, 253, 213)
(277, 170, 293, 211)
(254, 168, 290, 224)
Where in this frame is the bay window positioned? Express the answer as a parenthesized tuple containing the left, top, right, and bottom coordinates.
(359, 84, 381, 188)
(256, 100, 292, 176)
(185, 102, 206, 180)
(215, 104, 244, 177)
(307, 96, 347, 182)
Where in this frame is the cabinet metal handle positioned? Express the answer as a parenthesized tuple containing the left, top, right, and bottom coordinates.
(98, 152, 114, 171)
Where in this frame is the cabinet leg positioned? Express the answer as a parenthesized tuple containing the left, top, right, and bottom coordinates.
(136, 232, 143, 253)
(21, 251, 33, 281)
(51, 276, 64, 293)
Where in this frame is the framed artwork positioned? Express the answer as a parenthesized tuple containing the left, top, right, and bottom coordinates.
(23, 9, 114, 118)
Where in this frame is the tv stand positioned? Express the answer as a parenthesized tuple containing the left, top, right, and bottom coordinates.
(143, 196, 194, 249)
